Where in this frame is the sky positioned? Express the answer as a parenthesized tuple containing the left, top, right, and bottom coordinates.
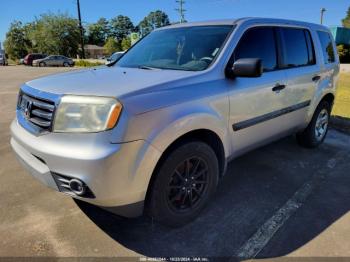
(0, 0, 349, 45)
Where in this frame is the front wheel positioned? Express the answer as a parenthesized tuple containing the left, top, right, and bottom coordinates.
(297, 100, 331, 148)
(147, 141, 219, 227)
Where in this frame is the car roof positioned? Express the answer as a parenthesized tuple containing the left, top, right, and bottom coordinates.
(158, 17, 329, 32)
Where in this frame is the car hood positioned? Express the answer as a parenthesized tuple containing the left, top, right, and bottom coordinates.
(26, 66, 197, 98)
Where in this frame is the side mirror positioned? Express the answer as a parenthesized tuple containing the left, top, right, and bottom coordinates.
(226, 58, 263, 79)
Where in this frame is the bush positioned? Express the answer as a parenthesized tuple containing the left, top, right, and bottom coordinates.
(74, 60, 104, 67)
(337, 44, 350, 63)
(121, 37, 131, 51)
(104, 37, 121, 55)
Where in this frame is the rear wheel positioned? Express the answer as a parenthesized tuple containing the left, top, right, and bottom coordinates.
(148, 141, 219, 227)
(297, 100, 331, 148)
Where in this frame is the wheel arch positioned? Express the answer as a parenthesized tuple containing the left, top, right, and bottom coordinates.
(144, 128, 227, 212)
(308, 91, 335, 123)
(320, 93, 335, 108)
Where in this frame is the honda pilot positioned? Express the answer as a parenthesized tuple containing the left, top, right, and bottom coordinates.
(11, 18, 339, 227)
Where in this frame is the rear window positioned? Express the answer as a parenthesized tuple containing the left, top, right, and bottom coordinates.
(234, 27, 277, 72)
(280, 28, 315, 68)
(317, 31, 335, 64)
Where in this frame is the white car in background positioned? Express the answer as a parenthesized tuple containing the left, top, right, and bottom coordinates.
(105, 51, 125, 64)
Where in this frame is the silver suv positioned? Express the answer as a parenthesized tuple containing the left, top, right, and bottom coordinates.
(11, 18, 339, 227)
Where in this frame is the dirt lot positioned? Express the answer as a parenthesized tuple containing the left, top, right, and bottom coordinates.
(0, 66, 350, 260)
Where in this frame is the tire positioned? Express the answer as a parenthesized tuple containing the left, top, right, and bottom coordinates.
(296, 100, 331, 148)
(39, 62, 46, 67)
(147, 141, 219, 227)
(63, 62, 69, 67)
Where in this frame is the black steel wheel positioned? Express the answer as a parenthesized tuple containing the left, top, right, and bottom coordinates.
(148, 141, 219, 227)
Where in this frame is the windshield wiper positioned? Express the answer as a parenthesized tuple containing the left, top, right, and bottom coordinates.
(138, 65, 158, 70)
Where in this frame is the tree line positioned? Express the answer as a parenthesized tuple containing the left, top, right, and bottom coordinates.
(339, 7, 350, 62)
(4, 10, 170, 60)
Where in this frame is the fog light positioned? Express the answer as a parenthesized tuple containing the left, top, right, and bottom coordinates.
(69, 179, 86, 196)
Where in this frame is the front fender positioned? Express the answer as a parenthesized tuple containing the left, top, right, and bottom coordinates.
(123, 99, 230, 158)
(149, 111, 230, 158)
(118, 100, 230, 203)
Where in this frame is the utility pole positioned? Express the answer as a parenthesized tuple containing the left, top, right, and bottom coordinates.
(175, 0, 186, 23)
(77, 0, 85, 59)
(320, 7, 326, 25)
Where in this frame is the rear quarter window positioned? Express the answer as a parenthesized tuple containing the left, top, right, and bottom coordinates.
(317, 31, 336, 64)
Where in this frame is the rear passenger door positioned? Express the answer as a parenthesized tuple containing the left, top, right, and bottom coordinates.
(278, 27, 320, 128)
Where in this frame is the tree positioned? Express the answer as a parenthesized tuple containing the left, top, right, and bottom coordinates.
(87, 18, 110, 46)
(337, 44, 350, 63)
(104, 37, 121, 55)
(4, 21, 31, 59)
(121, 37, 131, 51)
(29, 13, 81, 57)
(110, 15, 134, 41)
(342, 7, 350, 28)
(138, 10, 170, 36)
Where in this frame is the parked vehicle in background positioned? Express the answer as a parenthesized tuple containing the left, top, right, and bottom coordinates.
(11, 18, 339, 227)
(105, 51, 125, 64)
(24, 53, 47, 66)
(0, 53, 7, 66)
(33, 55, 74, 67)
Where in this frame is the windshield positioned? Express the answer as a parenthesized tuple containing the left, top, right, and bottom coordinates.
(117, 25, 233, 71)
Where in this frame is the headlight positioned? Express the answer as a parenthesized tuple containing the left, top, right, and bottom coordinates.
(53, 95, 122, 133)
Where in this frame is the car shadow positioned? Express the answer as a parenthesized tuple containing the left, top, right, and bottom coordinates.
(75, 132, 350, 259)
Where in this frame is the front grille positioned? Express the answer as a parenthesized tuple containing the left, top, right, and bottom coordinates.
(18, 92, 55, 131)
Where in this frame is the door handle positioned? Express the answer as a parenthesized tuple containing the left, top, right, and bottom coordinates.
(312, 75, 321, 82)
(272, 84, 286, 92)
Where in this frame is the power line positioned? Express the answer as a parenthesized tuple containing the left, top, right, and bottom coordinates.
(77, 0, 85, 59)
(175, 0, 186, 23)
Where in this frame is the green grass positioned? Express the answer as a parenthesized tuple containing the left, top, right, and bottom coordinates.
(333, 72, 350, 118)
(74, 60, 104, 67)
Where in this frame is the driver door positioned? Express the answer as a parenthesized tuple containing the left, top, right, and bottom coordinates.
(228, 26, 292, 157)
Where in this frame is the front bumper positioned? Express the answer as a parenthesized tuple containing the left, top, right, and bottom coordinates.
(10, 119, 161, 216)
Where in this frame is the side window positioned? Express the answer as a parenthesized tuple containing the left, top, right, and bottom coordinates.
(234, 27, 277, 72)
(317, 31, 335, 64)
(280, 28, 314, 68)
